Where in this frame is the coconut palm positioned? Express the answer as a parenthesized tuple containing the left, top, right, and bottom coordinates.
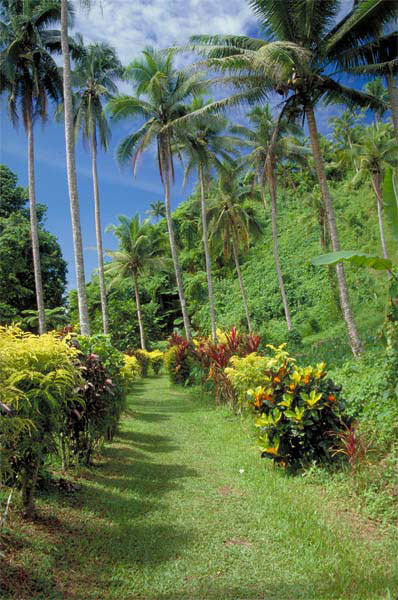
(329, 110, 362, 173)
(176, 99, 239, 342)
(185, 0, 394, 356)
(353, 123, 398, 261)
(207, 163, 262, 333)
(71, 41, 122, 334)
(105, 215, 165, 350)
(363, 78, 389, 121)
(344, 32, 398, 141)
(231, 104, 309, 331)
(0, 0, 64, 334)
(146, 201, 166, 222)
(107, 47, 207, 344)
(60, 0, 90, 335)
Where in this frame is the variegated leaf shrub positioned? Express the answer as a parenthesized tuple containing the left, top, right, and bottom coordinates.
(226, 344, 348, 470)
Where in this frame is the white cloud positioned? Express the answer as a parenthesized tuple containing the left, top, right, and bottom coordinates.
(73, 0, 255, 65)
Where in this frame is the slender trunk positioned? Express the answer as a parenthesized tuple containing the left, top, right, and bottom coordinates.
(266, 155, 292, 331)
(61, 0, 90, 336)
(386, 71, 398, 142)
(132, 270, 146, 351)
(232, 235, 252, 333)
(199, 166, 217, 343)
(160, 142, 192, 343)
(306, 105, 362, 357)
(26, 113, 46, 334)
(91, 130, 109, 334)
(371, 170, 389, 261)
(348, 138, 359, 174)
(318, 203, 341, 313)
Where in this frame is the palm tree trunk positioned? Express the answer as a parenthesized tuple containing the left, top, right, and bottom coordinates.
(91, 130, 109, 334)
(60, 0, 90, 336)
(160, 142, 192, 343)
(199, 165, 217, 343)
(132, 270, 146, 351)
(386, 71, 398, 142)
(232, 235, 252, 333)
(371, 170, 389, 261)
(306, 105, 362, 357)
(266, 156, 292, 331)
(26, 113, 46, 335)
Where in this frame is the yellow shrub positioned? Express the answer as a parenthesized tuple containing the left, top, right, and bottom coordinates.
(147, 350, 164, 375)
(121, 354, 140, 390)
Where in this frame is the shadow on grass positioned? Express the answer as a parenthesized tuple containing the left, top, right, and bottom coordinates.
(116, 429, 179, 453)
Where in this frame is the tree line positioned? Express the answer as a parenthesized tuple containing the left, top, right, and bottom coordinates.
(1, 0, 397, 357)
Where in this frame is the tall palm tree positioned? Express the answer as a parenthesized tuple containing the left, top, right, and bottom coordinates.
(353, 123, 398, 260)
(344, 32, 398, 141)
(329, 109, 361, 173)
(231, 104, 308, 331)
(0, 0, 63, 335)
(186, 0, 394, 356)
(105, 214, 164, 350)
(71, 41, 122, 334)
(176, 99, 239, 342)
(146, 200, 166, 222)
(207, 163, 262, 333)
(107, 47, 206, 344)
(363, 77, 389, 121)
(60, 0, 90, 335)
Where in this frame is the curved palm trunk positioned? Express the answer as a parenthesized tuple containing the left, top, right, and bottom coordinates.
(160, 142, 192, 343)
(91, 130, 109, 334)
(232, 235, 252, 333)
(26, 114, 46, 335)
(386, 71, 398, 142)
(132, 269, 146, 351)
(199, 165, 217, 343)
(61, 0, 90, 336)
(371, 170, 389, 261)
(265, 156, 292, 331)
(306, 105, 362, 357)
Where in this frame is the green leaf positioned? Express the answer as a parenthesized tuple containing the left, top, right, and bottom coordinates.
(311, 251, 393, 271)
(383, 168, 398, 242)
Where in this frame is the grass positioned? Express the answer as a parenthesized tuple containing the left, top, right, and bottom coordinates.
(1, 375, 398, 600)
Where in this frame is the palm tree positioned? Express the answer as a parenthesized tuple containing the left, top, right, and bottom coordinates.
(176, 99, 239, 342)
(363, 78, 389, 121)
(207, 163, 262, 333)
(353, 123, 398, 261)
(105, 215, 164, 350)
(186, 0, 394, 356)
(344, 32, 398, 141)
(60, 0, 90, 335)
(107, 47, 206, 344)
(231, 105, 308, 331)
(329, 110, 361, 173)
(146, 201, 166, 222)
(71, 41, 122, 335)
(0, 0, 63, 335)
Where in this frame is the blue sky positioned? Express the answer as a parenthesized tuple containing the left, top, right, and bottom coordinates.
(0, 0, 366, 289)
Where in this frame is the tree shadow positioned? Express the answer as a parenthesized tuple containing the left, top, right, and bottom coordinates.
(132, 411, 170, 423)
(116, 430, 179, 453)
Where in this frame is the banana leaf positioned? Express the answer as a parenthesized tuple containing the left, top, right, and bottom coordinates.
(311, 251, 393, 271)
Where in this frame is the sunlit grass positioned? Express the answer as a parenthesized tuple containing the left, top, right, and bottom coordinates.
(1, 376, 397, 599)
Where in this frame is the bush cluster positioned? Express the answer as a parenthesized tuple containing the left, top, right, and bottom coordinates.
(0, 327, 138, 517)
(166, 326, 349, 471)
(126, 348, 164, 377)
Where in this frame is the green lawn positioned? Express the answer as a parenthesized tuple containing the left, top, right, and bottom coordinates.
(2, 376, 397, 600)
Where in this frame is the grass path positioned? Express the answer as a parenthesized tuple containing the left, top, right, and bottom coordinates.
(3, 376, 398, 600)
